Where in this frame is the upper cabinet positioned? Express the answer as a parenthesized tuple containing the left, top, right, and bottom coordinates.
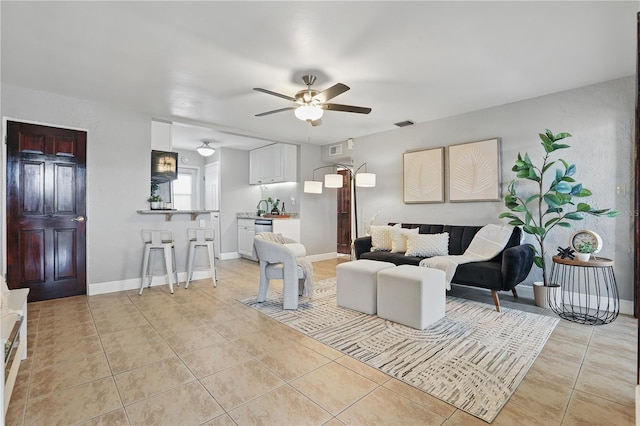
(249, 143, 297, 184)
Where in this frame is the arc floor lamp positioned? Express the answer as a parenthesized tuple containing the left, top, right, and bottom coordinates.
(303, 163, 375, 239)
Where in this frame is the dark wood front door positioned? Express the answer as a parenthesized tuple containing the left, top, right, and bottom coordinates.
(6, 121, 87, 302)
(337, 169, 352, 254)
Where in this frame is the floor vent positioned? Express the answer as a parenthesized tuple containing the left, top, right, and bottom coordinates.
(394, 120, 415, 127)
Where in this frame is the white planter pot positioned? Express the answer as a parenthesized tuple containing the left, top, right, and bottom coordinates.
(150, 201, 163, 210)
(575, 253, 590, 262)
(533, 281, 560, 309)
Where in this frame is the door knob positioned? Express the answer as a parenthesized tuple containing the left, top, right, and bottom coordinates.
(71, 216, 85, 222)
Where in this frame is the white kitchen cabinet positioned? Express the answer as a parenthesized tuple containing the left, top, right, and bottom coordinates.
(249, 143, 297, 184)
(237, 218, 256, 259)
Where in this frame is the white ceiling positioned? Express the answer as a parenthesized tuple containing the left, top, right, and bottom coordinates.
(1, 1, 636, 151)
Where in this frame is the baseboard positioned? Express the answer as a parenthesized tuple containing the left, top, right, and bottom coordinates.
(307, 252, 339, 262)
(220, 252, 240, 260)
(88, 270, 213, 296)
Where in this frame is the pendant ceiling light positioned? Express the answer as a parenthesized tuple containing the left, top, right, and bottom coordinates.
(196, 141, 215, 157)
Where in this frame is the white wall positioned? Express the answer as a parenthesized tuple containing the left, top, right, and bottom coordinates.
(353, 77, 634, 300)
(2, 83, 152, 284)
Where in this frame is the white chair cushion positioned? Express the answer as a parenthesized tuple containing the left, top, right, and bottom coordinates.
(390, 227, 419, 253)
(405, 232, 449, 257)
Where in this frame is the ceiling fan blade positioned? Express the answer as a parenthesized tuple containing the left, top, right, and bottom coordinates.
(321, 103, 372, 114)
(253, 88, 297, 102)
(312, 83, 350, 103)
(255, 107, 295, 117)
(310, 118, 322, 127)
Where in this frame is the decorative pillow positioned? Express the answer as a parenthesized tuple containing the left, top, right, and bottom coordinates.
(405, 232, 449, 257)
(390, 227, 419, 253)
(369, 224, 400, 251)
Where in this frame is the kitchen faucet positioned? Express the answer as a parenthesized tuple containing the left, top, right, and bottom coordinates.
(256, 199, 268, 216)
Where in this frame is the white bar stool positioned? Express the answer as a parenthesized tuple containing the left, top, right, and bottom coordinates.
(140, 229, 178, 295)
(185, 228, 217, 288)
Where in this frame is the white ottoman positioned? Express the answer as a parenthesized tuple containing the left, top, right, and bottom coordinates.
(377, 265, 446, 330)
(336, 260, 396, 314)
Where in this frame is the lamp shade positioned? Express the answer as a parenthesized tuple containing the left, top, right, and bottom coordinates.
(356, 172, 376, 187)
(196, 141, 215, 157)
(324, 174, 343, 188)
(294, 105, 323, 121)
(303, 180, 323, 194)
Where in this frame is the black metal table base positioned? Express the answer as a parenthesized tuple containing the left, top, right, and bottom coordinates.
(548, 256, 619, 325)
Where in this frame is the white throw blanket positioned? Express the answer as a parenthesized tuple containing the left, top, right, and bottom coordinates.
(254, 232, 314, 296)
(419, 224, 514, 290)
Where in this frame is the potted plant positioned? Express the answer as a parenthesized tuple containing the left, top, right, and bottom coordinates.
(575, 241, 596, 262)
(147, 183, 163, 210)
(499, 129, 618, 306)
(267, 197, 280, 215)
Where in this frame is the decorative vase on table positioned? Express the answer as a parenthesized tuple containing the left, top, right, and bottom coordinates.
(575, 252, 590, 262)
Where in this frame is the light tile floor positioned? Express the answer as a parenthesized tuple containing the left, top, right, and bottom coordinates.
(5, 258, 636, 425)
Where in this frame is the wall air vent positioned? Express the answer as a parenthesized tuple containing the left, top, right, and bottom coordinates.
(329, 144, 343, 156)
(394, 120, 415, 127)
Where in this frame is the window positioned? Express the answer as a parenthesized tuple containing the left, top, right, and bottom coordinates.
(173, 168, 199, 210)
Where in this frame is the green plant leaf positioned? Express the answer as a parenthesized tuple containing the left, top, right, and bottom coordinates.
(555, 181, 572, 194)
(555, 168, 563, 182)
(544, 193, 562, 207)
(499, 212, 520, 220)
(608, 210, 620, 217)
(557, 222, 572, 228)
(576, 202, 591, 211)
(524, 194, 539, 205)
(544, 217, 560, 227)
(533, 256, 543, 269)
(576, 188, 592, 197)
(556, 132, 572, 139)
(508, 219, 525, 226)
(566, 164, 576, 176)
(541, 161, 555, 174)
(539, 133, 552, 144)
(552, 143, 570, 150)
(564, 212, 584, 220)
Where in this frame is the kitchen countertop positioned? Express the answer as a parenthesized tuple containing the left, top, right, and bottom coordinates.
(237, 212, 299, 219)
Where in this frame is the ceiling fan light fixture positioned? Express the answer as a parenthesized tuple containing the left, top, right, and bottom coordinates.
(294, 105, 323, 122)
(196, 141, 216, 157)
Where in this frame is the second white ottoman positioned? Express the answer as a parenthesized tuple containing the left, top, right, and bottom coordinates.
(377, 265, 446, 329)
(336, 260, 396, 314)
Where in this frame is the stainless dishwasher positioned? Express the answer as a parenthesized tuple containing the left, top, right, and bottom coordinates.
(254, 218, 273, 234)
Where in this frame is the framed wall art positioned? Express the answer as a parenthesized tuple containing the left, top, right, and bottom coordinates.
(403, 147, 444, 203)
(448, 138, 501, 202)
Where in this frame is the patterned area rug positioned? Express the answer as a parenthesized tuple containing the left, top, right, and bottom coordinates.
(240, 278, 558, 423)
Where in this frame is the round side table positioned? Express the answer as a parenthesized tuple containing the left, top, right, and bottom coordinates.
(548, 255, 619, 325)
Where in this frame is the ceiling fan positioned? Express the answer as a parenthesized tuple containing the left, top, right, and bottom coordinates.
(254, 75, 372, 126)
